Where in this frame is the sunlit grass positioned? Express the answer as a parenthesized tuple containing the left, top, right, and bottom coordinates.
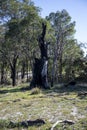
(0, 83, 87, 129)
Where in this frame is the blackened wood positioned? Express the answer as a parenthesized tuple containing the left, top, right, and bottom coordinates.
(30, 23, 49, 89)
(38, 23, 48, 59)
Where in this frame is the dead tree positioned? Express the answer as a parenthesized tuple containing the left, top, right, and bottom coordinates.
(30, 23, 49, 89)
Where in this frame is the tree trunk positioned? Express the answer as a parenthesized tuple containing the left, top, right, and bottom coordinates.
(51, 36, 59, 86)
(58, 55, 63, 82)
(11, 68, 16, 86)
(0, 62, 5, 84)
(30, 23, 49, 89)
(21, 61, 25, 79)
(26, 60, 29, 82)
(51, 55, 56, 87)
(10, 58, 17, 86)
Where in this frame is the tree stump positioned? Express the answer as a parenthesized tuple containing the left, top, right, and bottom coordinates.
(30, 23, 49, 89)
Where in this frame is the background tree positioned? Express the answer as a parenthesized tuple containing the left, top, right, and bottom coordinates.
(0, 24, 7, 84)
(46, 9, 76, 85)
(0, 0, 40, 86)
(63, 39, 84, 81)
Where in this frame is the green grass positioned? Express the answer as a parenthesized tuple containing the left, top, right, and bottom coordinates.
(0, 83, 87, 129)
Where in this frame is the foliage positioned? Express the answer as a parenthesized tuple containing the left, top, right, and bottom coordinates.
(46, 9, 77, 84)
(0, 1, 86, 86)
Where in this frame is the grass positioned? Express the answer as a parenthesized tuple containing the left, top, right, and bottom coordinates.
(54, 117, 87, 130)
(0, 83, 87, 129)
(30, 87, 41, 95)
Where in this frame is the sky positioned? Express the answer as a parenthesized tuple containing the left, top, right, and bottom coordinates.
(33, 0, 87, 44)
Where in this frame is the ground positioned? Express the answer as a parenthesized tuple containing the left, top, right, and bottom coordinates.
(0, 83, 87, 130)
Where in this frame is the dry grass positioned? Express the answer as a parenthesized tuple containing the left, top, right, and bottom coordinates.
(0, 83, 87, 129)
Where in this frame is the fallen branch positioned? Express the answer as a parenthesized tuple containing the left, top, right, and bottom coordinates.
(51, 119, 75, 130)
(78, 92, 87, 96)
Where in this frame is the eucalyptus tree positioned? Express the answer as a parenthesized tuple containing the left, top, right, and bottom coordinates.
(63, 39, 84, 81)
(0, 0, 40, 86)
(0, 24, 7, 84)
(44, 21, 56, 82)
(46, 9, 76, 85)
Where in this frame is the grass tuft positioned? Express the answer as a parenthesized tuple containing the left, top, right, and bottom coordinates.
(30, 87, 41, 95)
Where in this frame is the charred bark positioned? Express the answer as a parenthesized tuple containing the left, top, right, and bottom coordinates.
(30, 23, 49, 89)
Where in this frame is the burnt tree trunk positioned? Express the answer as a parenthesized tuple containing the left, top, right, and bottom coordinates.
(30, 23, 49, 89)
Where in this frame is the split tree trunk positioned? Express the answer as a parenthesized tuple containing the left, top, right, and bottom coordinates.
(30, 23, 49, 89)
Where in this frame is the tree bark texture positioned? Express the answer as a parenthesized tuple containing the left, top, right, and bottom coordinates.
(30, 23, 49, 89)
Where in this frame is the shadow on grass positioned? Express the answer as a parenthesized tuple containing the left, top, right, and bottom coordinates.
(0, 119, 45, 129)
(0, 83, 87, 98)
(42, 83, 87, 98)
(0, 85, 30, 94)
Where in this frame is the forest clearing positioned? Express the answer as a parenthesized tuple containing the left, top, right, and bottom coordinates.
(0, 0, 87, 129)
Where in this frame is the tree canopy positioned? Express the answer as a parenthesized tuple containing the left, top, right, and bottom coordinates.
(0, 1, 86, 86)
